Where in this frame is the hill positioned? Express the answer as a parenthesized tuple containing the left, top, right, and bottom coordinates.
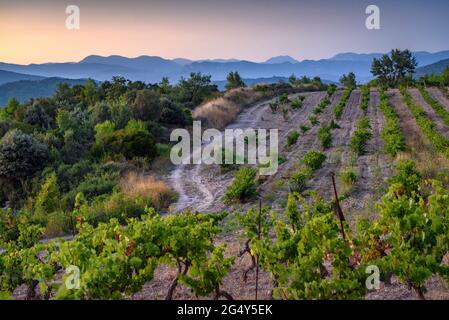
(415, 58, 449, 77)
(0, 77, 89, 106)
(264, 55, 299, 64)
(0, 69, 44, 86)
(1, 50, 448, 85)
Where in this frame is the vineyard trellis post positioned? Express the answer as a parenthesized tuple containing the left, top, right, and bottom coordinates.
(255, 197, 261, 300)
(330, 172, 346, 241)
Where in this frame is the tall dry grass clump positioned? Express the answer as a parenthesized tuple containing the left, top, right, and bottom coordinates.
(193, 87, 259, 129)
(120, 172, 176, 210)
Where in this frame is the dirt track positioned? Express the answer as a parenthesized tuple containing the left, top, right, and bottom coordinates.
(138, 88, 449, 300)
(408, 88, 449, 138)
(428, 87, 449, 111)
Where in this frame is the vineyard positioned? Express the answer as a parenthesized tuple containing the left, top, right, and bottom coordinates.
(2, 82, 449, 300)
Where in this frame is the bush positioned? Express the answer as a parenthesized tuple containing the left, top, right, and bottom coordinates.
(224, 167, 258, 203)
(318, 125, 332, 149)
(339, 168, 358, 186)
(289, 167, 312, 192)
(291, 98, 303, 109)
(389, 160, 421, 195)
(0, 129, 50, 185)
(279, 93, 290, 104)
(349, 117, 372, 156)
(300, 125, 310, 134)
(308, 115, 319, 126)
(34, 172, 61, 215)
(302, 150, 326, 171)
(378, 89, 405, 156)
(286, 130, 300, 146)
(334, 89, 352, 120)
(269, 101, 279, 113)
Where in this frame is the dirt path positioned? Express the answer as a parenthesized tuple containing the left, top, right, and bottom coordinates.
(428, 87, 449, 111)
(389, 89, 427, 150)
(408, 88, 449, 138)
(169, 92, 322, 213)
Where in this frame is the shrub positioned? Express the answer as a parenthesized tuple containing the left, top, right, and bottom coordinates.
(0, 129, 50, 185)
(286, 130, 300, 146)
(378, 89, 405, 156)
(269, 101, 279, 113)
(302, 150, 326, 171)
(339, 168, 358, 186)
(300, 125, 310, 134)
(289, 167, 312, 192)
(349, 117, 372, 156)
(318, 125, 332, 149)
(34, 172, 61, 215)
(291, 98, 303, 109)
(279, 93, 290, 104)
(224, 167, 258, 203)
(327, 84, 337, 97)
(361, 85, 370, 112)
(389, 160, 421, 195)
(308, 115, 319, 126)
(334, 89, 352, 120)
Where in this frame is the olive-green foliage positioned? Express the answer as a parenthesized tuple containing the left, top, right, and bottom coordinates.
(302, 150, 327, 171)
(224, 167, 258, 203)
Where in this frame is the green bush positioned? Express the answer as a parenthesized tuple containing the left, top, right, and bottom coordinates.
(302, 150, 326, 171)
(224, 167, 258, 203)
(291, 98, 303, 109)
(286, 130, 300, 146)
(300, 125, 310, 134)
(361, 85, 370, 112)
(318, 125, 332, 149)
(349, 117, 372, 156)
(378, 88, 406, 156)
(308, 115, 319, 126)
(279, 93, 290, 104)
(269, 101, 279, 113)
(389, 159, 421, 195)
(334, 89, 352, 120)
(289, 167, 312, 192)
(339, 168, 358, 186)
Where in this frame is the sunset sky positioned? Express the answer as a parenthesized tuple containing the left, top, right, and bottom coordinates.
(1, 0, 449, 64)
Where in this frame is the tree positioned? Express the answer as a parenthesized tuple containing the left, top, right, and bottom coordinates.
(340, 72, 357, 89)
(131, 89, 161, 121)
(225, 71, 246, 90)
(5, 98, 20, 116)
(176, 72, 218, 108)
(23, 103, 53, 129)
(82, 79, 99, 106)
(0, 129, 50, 187)
(371, 49, 417, 86)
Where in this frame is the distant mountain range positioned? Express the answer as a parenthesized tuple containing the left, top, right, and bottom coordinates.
(0, 70, 44, 86)
(1, 50, 449, 106)
(415, 58, 449, 78)
(0, 77, 88, 106)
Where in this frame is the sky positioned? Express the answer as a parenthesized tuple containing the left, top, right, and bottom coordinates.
(1, 0, 449, 64)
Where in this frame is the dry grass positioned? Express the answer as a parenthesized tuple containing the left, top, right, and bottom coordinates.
(193, 87, 263, 129)
(120, 172, 176, 210)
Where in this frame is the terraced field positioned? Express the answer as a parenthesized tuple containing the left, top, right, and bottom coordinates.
(154, 86, 449, 300)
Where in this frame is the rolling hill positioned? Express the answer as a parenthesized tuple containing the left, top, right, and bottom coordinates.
(0, 77, 89, 106)
(415, 58, 449, 77)
(0, 70, 44, 86)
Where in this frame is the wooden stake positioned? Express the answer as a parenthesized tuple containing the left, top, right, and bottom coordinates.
(330, 172, 346, 241)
